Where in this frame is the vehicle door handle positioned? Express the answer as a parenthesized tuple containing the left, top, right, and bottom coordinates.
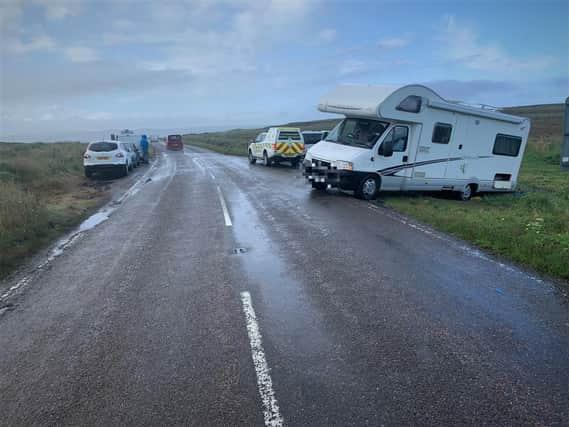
(458, 144, 463, 150)
(402, 155, 408, 162)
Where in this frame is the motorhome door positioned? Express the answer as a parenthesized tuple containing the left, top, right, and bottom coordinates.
(411, 113, 457, 189)
(375, 124, 414, 191)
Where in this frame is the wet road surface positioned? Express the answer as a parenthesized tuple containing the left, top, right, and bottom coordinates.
(1, 145, 568, 425)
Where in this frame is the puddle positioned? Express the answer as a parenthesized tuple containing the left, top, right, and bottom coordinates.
(78, 210, 111, 233)
(230, 189, 333, 356)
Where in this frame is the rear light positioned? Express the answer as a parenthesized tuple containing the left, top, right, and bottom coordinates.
(116, 152, 124, 158)
(83, 153, 90, 159)
(272, 143, 276, 150)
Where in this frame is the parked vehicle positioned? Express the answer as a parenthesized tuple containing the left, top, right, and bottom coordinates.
(124, 142, 141, 167)
(248, 127, 305, 167)
(302, 130, 329, 152)
(117, 134, 142, 167)
(167, 134, 184, 150)
(83, 140, 134, 178)
(303, 84, 531, 200)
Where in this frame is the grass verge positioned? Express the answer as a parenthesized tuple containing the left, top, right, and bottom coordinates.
(0, 142, 108, 279)
(381, 138, 569, 282)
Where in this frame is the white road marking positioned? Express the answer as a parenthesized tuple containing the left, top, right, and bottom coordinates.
(216, 186, 232, 226)
(240, 291, 283, 427)
(189, 156, 206, 175)
(209, 170, 216, 180)
(368, 203, 545, 284)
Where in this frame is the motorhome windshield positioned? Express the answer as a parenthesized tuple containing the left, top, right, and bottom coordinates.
(325, 118, 389, 149)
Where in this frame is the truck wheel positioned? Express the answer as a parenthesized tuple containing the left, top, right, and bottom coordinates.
(248, 150, 256, 164)
(263, 151, 271, 167)
(291, 159, 300, 168)
(311, 182, 327, 191)
(458, 184, 474, 201)
(355, 175, 379, 200)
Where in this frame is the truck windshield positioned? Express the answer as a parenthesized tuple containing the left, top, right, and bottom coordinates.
(325, 118, 389, 149)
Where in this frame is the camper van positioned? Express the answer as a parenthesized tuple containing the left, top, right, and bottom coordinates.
(303, 85, 531, 200)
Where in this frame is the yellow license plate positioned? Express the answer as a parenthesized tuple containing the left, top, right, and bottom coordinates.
(97, 156, 110, 160)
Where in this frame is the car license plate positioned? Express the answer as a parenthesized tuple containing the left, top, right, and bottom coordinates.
(97, 156, 110, 160)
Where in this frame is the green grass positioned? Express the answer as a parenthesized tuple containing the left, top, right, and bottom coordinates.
(382, 136, 569, 281)
(0, 142, 106, 278)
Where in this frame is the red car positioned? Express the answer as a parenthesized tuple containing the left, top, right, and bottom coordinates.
(167, 134, 183, 151)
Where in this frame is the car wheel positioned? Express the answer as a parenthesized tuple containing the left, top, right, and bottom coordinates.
(458, 184, 474, 201)
(263, 151, 271, 167)
(248, 150, 257, 164)
(84, 168, 92, 178)
(355, 175, 379, 200)
(311, 182, 327, 190)
(123, 164, 129, 177)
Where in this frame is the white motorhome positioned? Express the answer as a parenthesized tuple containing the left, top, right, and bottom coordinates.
(303, 85, 531, 200)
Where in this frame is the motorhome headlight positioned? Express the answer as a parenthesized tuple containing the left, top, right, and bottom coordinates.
(334, 160, 353, 171)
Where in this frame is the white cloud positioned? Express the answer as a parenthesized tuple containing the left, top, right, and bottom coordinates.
(83, 111, 112, 121)
(3, 35, 56, 54)
(339, 59, 368, 75)
(33, 0, 83, 20)
(101, 0, 318, 76)
(441, 15, 557, 74)
(0, 0, 24, 33)
(317, 28, 336, 43)
(63, 46, 99, 63)
(377, 37, 410, 49)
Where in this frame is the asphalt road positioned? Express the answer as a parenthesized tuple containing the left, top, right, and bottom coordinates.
(1, 144, 568, 426)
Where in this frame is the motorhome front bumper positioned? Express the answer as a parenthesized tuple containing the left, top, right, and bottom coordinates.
(303, 159, 359, 189)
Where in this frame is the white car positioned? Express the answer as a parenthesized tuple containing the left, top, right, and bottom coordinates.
(248, 127, 305, 167)
(83, 140, 134, 178)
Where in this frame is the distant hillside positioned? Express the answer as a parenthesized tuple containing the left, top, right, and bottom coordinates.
(502, 104, 564, 139)
(183, 103, 564, 156)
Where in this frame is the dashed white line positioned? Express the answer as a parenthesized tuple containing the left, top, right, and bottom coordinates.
(240, 291, 284, 427)
(216, 186, 232, 226)
(209, 170, 217, 180)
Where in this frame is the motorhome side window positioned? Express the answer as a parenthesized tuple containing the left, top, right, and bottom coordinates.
(493, 134, 522, 157)
(379, 126, 409, 153)
(432, 123, 452, 144)
(396, 95, 422, 113)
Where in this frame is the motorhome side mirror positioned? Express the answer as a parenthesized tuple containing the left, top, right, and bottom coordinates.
(382, 140, 393, 157)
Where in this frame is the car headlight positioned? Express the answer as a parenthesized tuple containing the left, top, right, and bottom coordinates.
(334, 160, 353, 171)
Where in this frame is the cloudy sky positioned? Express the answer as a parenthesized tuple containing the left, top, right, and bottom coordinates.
(1, 0, 567, 141)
